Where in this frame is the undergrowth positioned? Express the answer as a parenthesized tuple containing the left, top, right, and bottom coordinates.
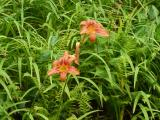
(0, 0, 160, 120)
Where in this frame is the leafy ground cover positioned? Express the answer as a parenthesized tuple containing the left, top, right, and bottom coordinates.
(0, 0, 160, 120)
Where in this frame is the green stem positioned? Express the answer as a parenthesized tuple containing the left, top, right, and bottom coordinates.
(96, 39, 99, 53)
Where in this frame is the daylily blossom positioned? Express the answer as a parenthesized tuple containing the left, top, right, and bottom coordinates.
(80, 20, 109, 42)
(48, 51, 79, 81)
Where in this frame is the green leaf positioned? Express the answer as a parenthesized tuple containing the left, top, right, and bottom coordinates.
(77, 110, 101, 120)
(141, 92, 153, 118)
(134, 66, 139, 89)
(139, 104, 149, 120)
(18, 57, 22, 87)
(20, 87, 37, 100)
(43, 83, 57, 93)
(148, 5, 159, 20)
(79, 76, 104, 106)
(33, 63, 41, 89)
(38, 50, 51, 62)
(35, 113, 49, 120)
(133, 92, 141, 113)
(0, 79, 12, 101)
(50, 36, 59, 47)
(67, 114, 78, 120)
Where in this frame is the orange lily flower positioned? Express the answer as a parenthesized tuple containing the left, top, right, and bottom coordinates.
(48, 51, 79, 81)
(80, 20, 109, 42)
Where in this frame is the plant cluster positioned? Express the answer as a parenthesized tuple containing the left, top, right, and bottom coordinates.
(0, 0, 160, 120)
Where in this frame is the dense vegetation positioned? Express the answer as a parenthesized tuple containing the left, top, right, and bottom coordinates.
(0, 0, 160, 119)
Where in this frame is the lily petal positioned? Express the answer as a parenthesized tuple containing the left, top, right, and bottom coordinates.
(96, 28, 109, 37)
(48, 68, 59, 76)
(80, 20, 87, 26)
(62, 51, 75, 64)
(89, 33, 96, 42)
(60, 72, 67, 81)
(80, 26, 88, 34)
(52, 60, 60, 67)
(68, 66, 80, 75)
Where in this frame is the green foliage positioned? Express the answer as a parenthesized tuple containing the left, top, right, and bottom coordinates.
(0, 0, 160, 119)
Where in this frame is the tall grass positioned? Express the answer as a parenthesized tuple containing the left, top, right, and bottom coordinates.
(0, 0, 160, 119)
